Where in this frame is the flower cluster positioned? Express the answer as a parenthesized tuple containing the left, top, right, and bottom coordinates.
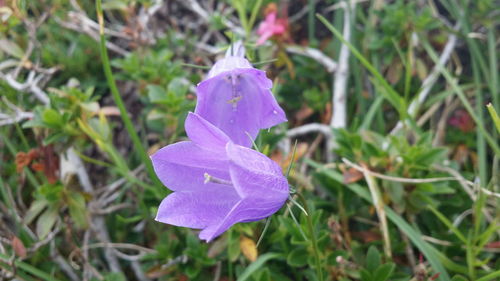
(151, 43, 288, 242)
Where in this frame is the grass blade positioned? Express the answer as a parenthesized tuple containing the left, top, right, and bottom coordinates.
(237, 253, 283, 281)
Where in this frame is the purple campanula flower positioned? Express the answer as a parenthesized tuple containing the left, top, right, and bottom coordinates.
(195, 42, 287, 148)
(151, 112, 289, 242)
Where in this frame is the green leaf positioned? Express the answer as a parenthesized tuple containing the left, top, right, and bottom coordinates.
(42, 108, 63, 128)
(373, 263, 395, 281)
(366, 246, 381, 272)
(476, 270, 500, 281)
(67, 192, 88, 229)
(360, 269, 372, 281)
(237, 253, 283, 281)
(147, 84, 167, 104)
(228, 230, 241, 262)
(486, 103, 500, 133)
(102, 272, 127, 281)
(101, 0, 127, 10)
(36, 207, 58, 239)
(286, 247, 308, 267)
(0, 39, 24, 58)
(450, 275, 468, 281)
(307, 160, 451, 281)
(24, 199, 48, 225)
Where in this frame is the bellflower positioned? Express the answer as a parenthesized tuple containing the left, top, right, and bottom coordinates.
(152, 112, 289, 242)
(194, 42, 287, 148)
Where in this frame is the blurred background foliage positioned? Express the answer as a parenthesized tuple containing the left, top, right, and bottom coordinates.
(0, 0, 499, 281)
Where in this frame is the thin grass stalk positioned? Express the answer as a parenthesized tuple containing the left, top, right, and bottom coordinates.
(248, 0, 263, 37)
(422, 39, 500, 156)
(472, 58, 488, 185)
(488, 29, 499, 111)
(297, 193, 323, 281)
(95, 0, 162, 188)
(308, 0, 316, 45)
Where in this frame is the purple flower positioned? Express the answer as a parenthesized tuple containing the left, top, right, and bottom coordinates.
(151, 112, 289, 242)
(195, 43, 287, 147)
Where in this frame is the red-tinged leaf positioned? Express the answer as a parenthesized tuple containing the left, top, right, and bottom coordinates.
(99, 106, 121, 116)
(321, 102, 332, 124)
(343, 167, 363, 184)
(430, 272, 441, 280)
(15, 151, 31, 173)
(453, 144, 469, 165)
(270, 150, 283, 165)
(281, 142, 308, 170)
(39, 145, 59, 184)
(351, 231, 381, 243)
(485, 241, 500, 248)
(31, 162, 44, 172)
(294, 104, 314, 123)
(11, 236, 27, 258)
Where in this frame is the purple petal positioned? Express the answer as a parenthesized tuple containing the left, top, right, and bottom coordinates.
(195, 68, 286, 147)
(198, 198, 285, 242)
(185, 112, 230, 151)
(207, 56, 252, 79)
(156, 186, 240, 229)
(226, 142, 289, 200)
(151, 141, 229, 191)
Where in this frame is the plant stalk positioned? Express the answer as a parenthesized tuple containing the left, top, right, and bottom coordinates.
(297, 193, 323, 281)
(95, 0, 162, 188)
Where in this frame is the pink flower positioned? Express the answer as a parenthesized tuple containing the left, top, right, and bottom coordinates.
(256, 11, 287, 45)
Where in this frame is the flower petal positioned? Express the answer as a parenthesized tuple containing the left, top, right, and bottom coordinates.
(195, 68, 286, 147)
(198, 198, 285, 242)
(156, 186, 240, 229)
(185, 112, 230, 151)
(151, 141, 229, 191)
(207, 56, 252, 79)
(226, 142, 289, 200)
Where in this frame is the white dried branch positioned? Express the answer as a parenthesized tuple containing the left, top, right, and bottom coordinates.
(342, 158, 457, 184)
(0, 71, 50, 105)
(131, 260, 151, 281)
(330, 0, 354, 129)
(285, 46, 338, 73)
(286, 123, 332, 138)
(326, 0, 356, 162)
(0, 111, 33, 126)
(56, 12, 130, 56)
(177, 0, 244, 36)
(325, 0, 368, 12)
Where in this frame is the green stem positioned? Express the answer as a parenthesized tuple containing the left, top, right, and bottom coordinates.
(297, 193, 323, 281)
(95, 0, 162, 188)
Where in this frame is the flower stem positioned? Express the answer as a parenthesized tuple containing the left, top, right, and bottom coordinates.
(95, 0, 162, 188)
(297, 193, 323, 281)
